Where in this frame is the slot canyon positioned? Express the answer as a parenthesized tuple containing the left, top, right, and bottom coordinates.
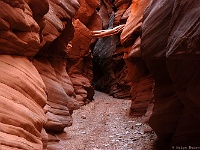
(0, 0, 199, 150)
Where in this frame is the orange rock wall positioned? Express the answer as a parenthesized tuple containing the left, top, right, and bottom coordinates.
(93, 0, 153, 116)
(0, 0, 100, 149)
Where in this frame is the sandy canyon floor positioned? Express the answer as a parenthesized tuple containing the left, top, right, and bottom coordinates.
(48, 91, 156, 150)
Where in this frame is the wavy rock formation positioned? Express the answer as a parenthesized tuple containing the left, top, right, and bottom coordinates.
(66, 19, 93, 106)
(141, 0, 200, 147)
(120, 0, 150, 46)
(0, 0, 47, 56)
(66, 0, 101, 106)
(0, 0, 98, 149)
(0, 0, 48, 149)
(120, 0, 153, 116)
(3, 0, 200, 149)
(34, 1, 80, 136)
(93, 1, 132, 99)
(93, 0, 153, 116)
(0, 55, 47, 150)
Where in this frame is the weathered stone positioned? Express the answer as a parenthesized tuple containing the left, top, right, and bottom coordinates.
(74, 0, 99, 26)
(120, 0, 150, 47)
(0, 55, 47, 149)
(113, 0, 131, 26)
(33, 58, 73, 132)
(67, 19, 94, 106)
(0, 1, 41, 56)
(141, 0, 200, 147)
(0, 0, 81, 148)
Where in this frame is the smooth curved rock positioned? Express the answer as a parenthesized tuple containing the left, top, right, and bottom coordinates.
(0, 1, 40, 56)
(0, 55, 47, 149)
(67, 19, 94, 106)
(129, 75, 154, 116)
(39, 0, 80, 56)
(141, 0, 200, 147)
(141, 0, 174, 59)
(33, 58, 75, 132)
(33, 0, 80, 134)
(0, 0, 81, 148)
(120, 0, 150, 46)
(167, 0, 200, 58)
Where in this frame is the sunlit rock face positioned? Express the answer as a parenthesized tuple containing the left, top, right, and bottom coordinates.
(66, 0, 101, 106)
(93, 0, 153, 116)
(0, 0, 48, 56)
(120, 0, 151, 46)
(0, 1, 48, 149)
(3, 0, 200, 149)
(0, 55, 47, 150)
(120, 0, 153, 116)
(141, 0, 200, 147)
(93, 0, 132, 99)
(32, 1, 81, 149)
(0, 0, 101, 148)
(33, 57, 78, 133)
(0, 0, 79, 149)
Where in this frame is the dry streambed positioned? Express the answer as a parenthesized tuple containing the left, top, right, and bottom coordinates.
(49, 91, 156, 150)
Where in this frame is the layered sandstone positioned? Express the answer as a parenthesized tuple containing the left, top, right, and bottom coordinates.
(0, 1, 48, 149)
(93, 0, 153, 116)
(0, 0, 97, 149)
(141, 0, 200, 147)
(2, 0, 199, 149)
(33, 1, 80, 137)
(0, 55, 47, 150)
(65, 0, 102, 106)
(93, 0, 132, 99)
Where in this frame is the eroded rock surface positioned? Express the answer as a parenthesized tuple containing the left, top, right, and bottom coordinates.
(141, 0, 200, 148)
(0, 1, 48, 149)
(0, 55, 47, 150)
(1, 0, 199, 149)
(0, 0, 98, 149)
(93, 0, 153, 117)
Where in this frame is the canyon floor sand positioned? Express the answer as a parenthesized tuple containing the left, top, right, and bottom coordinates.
(49, 91, 156, 150)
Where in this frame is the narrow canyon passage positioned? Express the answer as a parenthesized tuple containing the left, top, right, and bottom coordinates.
(1, 1, 200, 149)
(52, 91, 156, 150)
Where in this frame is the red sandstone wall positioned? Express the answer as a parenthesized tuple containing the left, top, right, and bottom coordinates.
(141, 0, 200, 147)
(0, 0, 99, 149)
(93, 0, 154, 116)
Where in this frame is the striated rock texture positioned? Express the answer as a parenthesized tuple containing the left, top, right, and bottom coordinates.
(0, 0, 99, 149)
(141, 0, 200, 148)
(93, 0, 132, 99)
(66, 19, 94, 106)
(33, 0, 80, 137)
(0, 0, 48, 149)
(0, 0, 48, 56)
(0, 55, 47, 150)
(120, 0, 153, 116)
(66, 0, 101, 106)
(120, 0, 151, 46)
(93, 0, 154, 116)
